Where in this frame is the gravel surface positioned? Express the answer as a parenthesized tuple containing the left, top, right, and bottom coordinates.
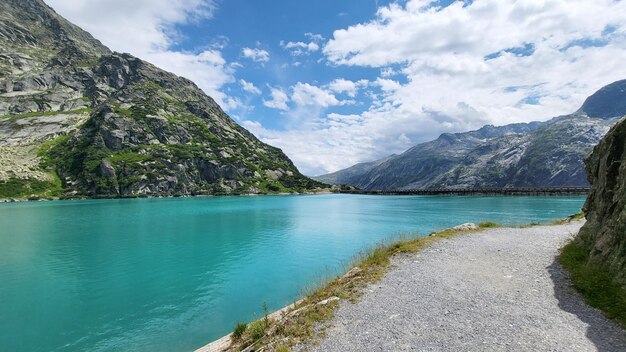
(309, 222, 626, 352)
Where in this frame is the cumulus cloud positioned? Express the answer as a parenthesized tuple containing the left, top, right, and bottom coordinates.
(291, 82, 342, 107)
(374, 78, 401, 93)
(280, 33, 324, 56)
(328, 79, 360, 97)
(247, 0, 626, 175)
(242, 47, 270, 62)
(44, 0, 237, 108)
(240, 79, 261, 95)
(263, 86, 290, 110)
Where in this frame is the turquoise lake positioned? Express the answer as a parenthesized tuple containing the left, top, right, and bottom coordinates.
(0, 194, 585, 351)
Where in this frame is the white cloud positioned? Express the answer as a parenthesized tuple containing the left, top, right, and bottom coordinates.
(380, 67, 398, 77)
(324, 0, 626, 67)
(280, 33, 324, 56)
(263, 86, 290, 110)
(282, 41, 319, 54)
(291, 82, 341, 107)
(329, 79, 359, 97)
(240, 79, 261, 95)
(44, 0, 237, 108)
(374, 78, 401, 93)
(247, 0, 626, 175)
(242, 47, 270, 62)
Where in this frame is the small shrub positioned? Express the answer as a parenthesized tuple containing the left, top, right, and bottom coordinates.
(267, 184, 280, 192)
(249, 320, 266, 340)
(232, 322, 247, 341)
(479, 221, 499, 228)
(263, 302, 269, 327)
(276, 345, 290, 352)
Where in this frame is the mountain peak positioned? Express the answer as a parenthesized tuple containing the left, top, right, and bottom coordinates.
(579, 79, 626, 119)
(0, 0, 110, 63)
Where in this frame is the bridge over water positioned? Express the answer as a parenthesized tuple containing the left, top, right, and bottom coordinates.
(337, 187, 590, 196)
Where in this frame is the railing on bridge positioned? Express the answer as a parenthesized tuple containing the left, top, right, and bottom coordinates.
(337, 187, 590, 196)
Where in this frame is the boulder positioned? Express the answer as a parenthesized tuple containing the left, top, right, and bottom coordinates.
(452, 223, 478, 231)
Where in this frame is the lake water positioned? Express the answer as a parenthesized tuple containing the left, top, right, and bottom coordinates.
(0, 194, 585, 352)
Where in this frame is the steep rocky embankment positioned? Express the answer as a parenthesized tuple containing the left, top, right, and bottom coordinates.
(315, 80, 626, 190)
(577, 117, 626, 285)
(0, 0, 323, 199)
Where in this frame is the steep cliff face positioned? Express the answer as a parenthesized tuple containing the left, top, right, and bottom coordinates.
(577, 117, 626, 285)
(0, 0, 322, 198)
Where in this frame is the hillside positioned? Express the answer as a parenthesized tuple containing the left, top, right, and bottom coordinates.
(315, 81, 625, 190)
(0, 0, 323, 199)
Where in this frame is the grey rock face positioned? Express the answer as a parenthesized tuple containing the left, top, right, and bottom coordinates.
(578, 117, 626, 285)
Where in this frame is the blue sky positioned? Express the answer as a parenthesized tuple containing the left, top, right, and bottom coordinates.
(171, 0, 398, 130)
(46, 0, 626, 175)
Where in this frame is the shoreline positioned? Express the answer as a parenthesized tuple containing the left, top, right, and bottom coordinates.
(194, 300, 304, 352)
(195, 216, 591, 352)
(192, 221, 521, 351)
(0, 187, 588, 203)
(0, 188, 335, 203)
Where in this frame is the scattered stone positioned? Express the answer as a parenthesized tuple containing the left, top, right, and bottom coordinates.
(452, 223, 478, 231)
(317, 297, 340, 306)
(341, 267, 362, 280)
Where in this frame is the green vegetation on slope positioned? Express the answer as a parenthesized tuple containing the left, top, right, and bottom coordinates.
(560, 241, 626, 328)
(1, 107, 92, 122)
(0, 177, 62, 199)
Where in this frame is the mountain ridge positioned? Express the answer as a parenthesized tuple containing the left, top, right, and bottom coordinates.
(314, 81, 626, 190)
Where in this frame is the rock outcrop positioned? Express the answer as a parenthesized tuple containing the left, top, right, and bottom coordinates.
(577, 117, 626, 285)
(0, 0, 323, 198)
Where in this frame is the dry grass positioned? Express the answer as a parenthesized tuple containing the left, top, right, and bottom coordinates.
(550, 210, 585, 225)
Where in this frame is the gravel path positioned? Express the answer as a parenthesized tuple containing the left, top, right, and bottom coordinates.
(309, 222, 626, 352)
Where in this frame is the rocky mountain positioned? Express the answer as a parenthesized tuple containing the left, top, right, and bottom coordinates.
(315, 81, 626, 190)
(577, 116, 626, 285)
(0, 0, 323, 199)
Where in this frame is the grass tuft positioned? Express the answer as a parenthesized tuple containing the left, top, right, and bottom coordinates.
(550, 210, 586, 225)
(568, 211, 586, 221)
(479, 221, 499, 228)
(232, 322, 247, 341)
(559, 241, 626, 328)
(249, 319, 267, 341)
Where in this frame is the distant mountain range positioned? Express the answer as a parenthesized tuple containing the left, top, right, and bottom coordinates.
(314, 80, 626, 190)
(0, 0, 323, 199)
